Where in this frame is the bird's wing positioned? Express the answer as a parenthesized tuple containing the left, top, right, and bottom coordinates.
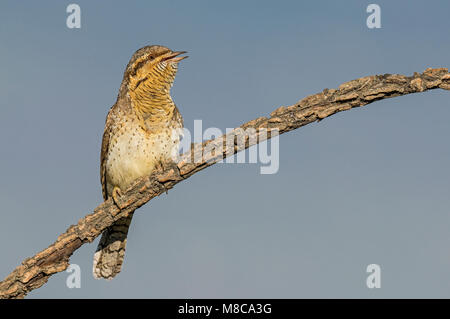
(100, 106, 115, 201)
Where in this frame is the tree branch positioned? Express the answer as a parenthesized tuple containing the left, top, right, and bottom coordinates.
(1, 68, 448, 299)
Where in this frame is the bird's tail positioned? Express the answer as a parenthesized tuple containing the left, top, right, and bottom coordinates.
(93, 212, 134, 280)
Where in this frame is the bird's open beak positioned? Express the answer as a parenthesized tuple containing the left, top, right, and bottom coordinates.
(162, 51, 188, 63)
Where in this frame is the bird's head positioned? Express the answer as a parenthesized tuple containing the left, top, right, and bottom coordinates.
(119, 45, 188, 99)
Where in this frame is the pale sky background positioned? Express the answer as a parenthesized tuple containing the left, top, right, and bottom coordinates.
(0, 1, 449, 298)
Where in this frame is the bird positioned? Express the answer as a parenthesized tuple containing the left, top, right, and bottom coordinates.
(93, 45, 187, 280)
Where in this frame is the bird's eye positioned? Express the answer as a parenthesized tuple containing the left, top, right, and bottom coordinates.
(149, 55, 154, 60)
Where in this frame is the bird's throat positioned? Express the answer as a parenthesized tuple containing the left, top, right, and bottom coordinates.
(129, 82, 175, 121)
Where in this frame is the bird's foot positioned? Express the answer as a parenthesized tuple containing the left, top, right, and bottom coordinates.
(111, 186, 125, 210)
(156, 160, 169, 195)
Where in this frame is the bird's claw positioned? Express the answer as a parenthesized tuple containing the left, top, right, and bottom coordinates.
(156, 160, 169, 195)
(111, 186, 125, 210)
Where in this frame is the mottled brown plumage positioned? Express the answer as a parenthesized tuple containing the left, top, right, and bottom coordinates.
(93, 45, 186, 279)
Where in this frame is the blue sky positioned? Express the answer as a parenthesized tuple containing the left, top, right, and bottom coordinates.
(0, 1, 449, 298)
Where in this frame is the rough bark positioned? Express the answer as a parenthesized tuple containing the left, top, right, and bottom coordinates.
(0, 68, 449, 299)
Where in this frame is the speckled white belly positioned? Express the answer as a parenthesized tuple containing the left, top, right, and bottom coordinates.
(105, 126, 180, 196)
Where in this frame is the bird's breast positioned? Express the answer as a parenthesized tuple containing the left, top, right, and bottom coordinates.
(105, 122, 181, 195)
